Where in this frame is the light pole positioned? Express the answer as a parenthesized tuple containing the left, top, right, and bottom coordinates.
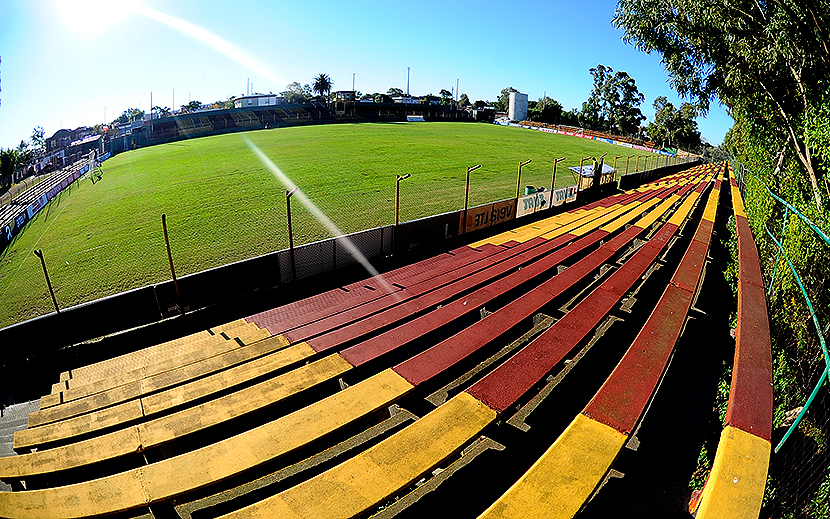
(551, 157, 566, 194)
(462, 164, 482, 234)
(516, 159, 532, 198)
(286, 187, 298, 281)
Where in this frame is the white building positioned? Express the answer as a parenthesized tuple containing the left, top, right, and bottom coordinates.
(233, 94, 286, 108)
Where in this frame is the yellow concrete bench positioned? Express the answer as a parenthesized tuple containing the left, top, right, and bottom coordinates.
(46, 319, 263, 397)
(0, 353, 351, 480)
(0, 369, 412, 519)
(15, 341, 315, 451)
(29, 333, 287, 428)
(41, 322, 272, 408)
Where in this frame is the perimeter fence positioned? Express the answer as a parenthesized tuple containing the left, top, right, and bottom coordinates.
(731, 161, 830, 518)
(0, 150, 692, 334)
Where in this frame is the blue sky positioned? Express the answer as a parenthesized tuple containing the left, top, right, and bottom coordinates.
(0, 0, 733, 150)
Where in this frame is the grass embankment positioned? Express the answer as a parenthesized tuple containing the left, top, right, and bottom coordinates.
(0, 122, 661, 328)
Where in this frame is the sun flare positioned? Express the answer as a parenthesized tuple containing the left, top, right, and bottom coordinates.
(53, 0, 138, 39)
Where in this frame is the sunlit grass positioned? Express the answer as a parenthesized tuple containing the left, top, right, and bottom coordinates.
(0, 122, 661, 328)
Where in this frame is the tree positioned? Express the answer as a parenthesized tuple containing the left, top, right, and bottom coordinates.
(647, 96, 702, 151)
(0, 148, 20, 188)
(459, 93, 471, 107)
(113, 108, 144, 125)
(281, 82, 308, 104)
(152, 106, 172, 118)
(180, 101, 202, 113)
(312, 73, 333, 99)
(31, 127, 45, 158)
(580, 64, 645, 135)
(388, 87, 404, 97)
(529, 96, 566, 124)
(495, 87, 519, 112)
(614, 0, 830, 208)
(439, 89, 453, 105)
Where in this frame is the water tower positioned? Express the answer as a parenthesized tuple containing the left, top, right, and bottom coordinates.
(509, 92, 528, 121)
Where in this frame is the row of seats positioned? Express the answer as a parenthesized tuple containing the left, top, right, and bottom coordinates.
(689, 164, 773, 518)
(0, 163, 769, 519)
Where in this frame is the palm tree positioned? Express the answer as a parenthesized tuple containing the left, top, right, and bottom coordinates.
(312, 73, 333, 100)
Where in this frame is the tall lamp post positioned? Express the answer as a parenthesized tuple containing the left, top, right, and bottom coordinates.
(286, 187, 298, 282)
(462, 164, 482, 234)
(516, 159, 532, 198)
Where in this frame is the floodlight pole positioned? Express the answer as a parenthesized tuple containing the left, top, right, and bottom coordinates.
(286, 188, 298, 282)
(161, 214, 183, 315)
(516, 159, 532, 198)
(551, 157, 566, 194)
(33, 249, 60, 315)
(462, 164, 482, 235)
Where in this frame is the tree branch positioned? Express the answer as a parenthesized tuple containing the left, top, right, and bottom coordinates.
(758, 79, 824, 209)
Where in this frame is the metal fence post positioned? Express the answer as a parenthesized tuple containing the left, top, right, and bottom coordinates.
(161, 214, 183, 314)
(286, 188, 298, 281)
(33, 249, 60, 314)
(395, 174, 410, 254)
(462, 164, 481, 235)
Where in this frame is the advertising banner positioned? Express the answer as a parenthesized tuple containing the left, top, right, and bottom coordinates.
(516, 190, 550, 218)
(460, 199, 516, 234)
(1, 165, 89, 253)
(552, 184, 578, 206)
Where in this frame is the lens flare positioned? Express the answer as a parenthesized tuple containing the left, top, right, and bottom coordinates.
(243, 137, 401, 297)
(133, 4, 281, 85)
(54, 0, 280, 84)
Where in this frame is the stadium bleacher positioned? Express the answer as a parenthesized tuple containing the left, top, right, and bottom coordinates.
(0, 162, 772, 519)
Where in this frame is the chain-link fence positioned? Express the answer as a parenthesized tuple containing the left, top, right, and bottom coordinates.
(0, 142, 688, 331)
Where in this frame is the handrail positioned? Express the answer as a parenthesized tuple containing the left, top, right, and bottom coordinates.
(766, 223, 830, 453)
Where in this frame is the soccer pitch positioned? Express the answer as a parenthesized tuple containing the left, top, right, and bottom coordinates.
(0, 122, 662, 328)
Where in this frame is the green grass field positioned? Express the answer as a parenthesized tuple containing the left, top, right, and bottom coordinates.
(0, 122, 663, 328)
